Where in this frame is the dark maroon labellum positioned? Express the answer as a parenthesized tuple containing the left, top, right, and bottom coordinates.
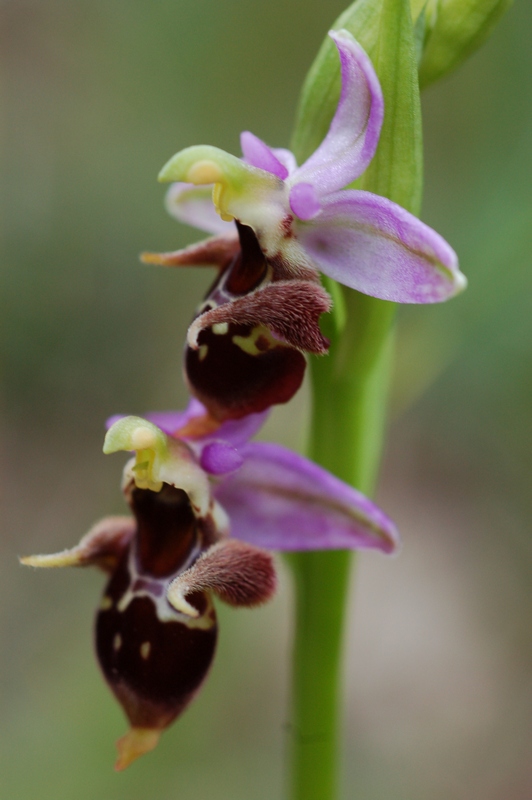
(95, 485, 217, 732)
(185, 223, 306, 421)
(186, 322, 305, 421)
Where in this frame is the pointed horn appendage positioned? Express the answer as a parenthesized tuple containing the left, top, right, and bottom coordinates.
(141, 234, 239, 270)
(20, 516, 135, 572)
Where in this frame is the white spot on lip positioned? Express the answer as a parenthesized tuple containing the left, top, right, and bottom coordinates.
(212, 322, 229, 335)
(140, 641, 151, 660)
(113, 633, 122, 651)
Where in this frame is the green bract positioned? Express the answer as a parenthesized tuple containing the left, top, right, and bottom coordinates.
(413, 0, 513, 88)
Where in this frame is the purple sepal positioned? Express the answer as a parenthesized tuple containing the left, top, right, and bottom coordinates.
(270, 147, 298, 176)
(298, 190, 465, 303)
(215, 442, 399, 554)
(147, 401, 270, 447)
(145, 405, 203, 435)
(292, 30, 384, 196)
(214, 409, 271, 447)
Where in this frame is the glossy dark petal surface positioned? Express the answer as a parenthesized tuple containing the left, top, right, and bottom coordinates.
(185, 323, 306, 421)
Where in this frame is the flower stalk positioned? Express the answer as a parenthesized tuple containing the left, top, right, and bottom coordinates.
(288, 294, 396, 800)
(288, 1, 422, 797)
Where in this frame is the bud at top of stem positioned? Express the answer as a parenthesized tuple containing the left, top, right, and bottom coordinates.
(413, 0, 513, 89)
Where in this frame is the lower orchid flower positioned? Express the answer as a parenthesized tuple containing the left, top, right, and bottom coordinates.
(142, 29, 466, 422)
(21, 401, 398, 769)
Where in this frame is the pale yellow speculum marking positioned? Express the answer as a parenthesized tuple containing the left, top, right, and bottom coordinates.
(181, 612, 216, 631)
(232, 326, 278, 356)
(140, 641, 151, 660)
(100, 596, 113, 611)
(212, 322, 228, 335)
(198, 344, 208, 361)
(113, 633, 122, 651)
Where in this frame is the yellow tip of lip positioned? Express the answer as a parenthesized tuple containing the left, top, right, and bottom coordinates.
(140, 251, 167, 265)
(19, 551, 81, 569)
(114, 727, 161, 771)
(186, 159, 223, 185)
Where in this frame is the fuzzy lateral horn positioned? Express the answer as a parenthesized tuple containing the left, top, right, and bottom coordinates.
(167, 539, 277, 617)
(20, 516, 136, 572)
(187, 280, 331, 354)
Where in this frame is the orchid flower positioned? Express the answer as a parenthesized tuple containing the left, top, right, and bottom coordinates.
(22, 399, 398, 770)
(143, 29, 466, 421)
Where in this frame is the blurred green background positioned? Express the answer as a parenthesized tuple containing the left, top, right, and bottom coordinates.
(2, 1, 532, 798)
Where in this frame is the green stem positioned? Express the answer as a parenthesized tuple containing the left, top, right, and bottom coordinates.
(308, 294, 396, 492)
(288, 549, 352, 800)
(287, 2, 421, 795)
(288, 294, 395, 800)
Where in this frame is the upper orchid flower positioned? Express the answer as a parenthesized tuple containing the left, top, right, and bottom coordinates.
(22, 399, 398, 769)
(143, 29, 466, 421)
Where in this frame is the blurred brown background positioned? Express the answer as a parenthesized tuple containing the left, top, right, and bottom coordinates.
(2, 1, 532, 797)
